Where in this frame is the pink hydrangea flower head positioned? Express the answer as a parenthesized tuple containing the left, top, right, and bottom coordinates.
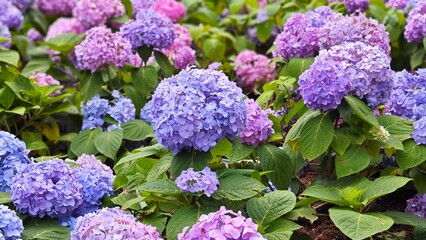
(46, 17, 85, 40)
(36, 0, 77, 16)
(76, 154, 112, 174)
(171, 45, 195, 69)
(235, 50, 275, 89)
(29, 72, 61, 96)
(153, 0, 186, 22)
(72, 0, 125, 29)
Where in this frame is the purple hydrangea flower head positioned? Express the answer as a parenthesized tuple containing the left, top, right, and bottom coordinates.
(74, 26, 132, 72)
(165, 24, 192, 52)
(71, 207, 163, 240)
(318, 13, 391, 55)
(0, 131, 30, 192)
(305, 6, 338, 28)
(108, 90, 136, 126)
(170, 46, 196, 70)
(161, 24, 195, 69)
(235, 50, 275, 90)
(81, 95, 110, 130)
(120, 9, 175, 50)
(36, 0, 77, 16)
(412, 117, 426, 144)
(27, 28, 43, 41)
(29, 72, 61, 96)
(11, 158, 83, 218)
(404, 1, 426, 42)
(73, 0, 124, 29)
(141, 67, 247, 153)
(10, 0, 33, 12)
(343, 0, 370, 13)
(0, 23, 10, 48)
(178, 206, 265, 240)
(0, 205, 23, 240)
(240, 99, 274, 146)
(406, 193, 426, 218)
(131, 0, 154, 14)
(365, 79, 394, 107)
(153, 0, 186, 22)
(0, 2, 23, 30)
(387, 0, 409, 8)
(46, 18, 85, 40)
(175, 167, 219, 197)
(76, 154, 113, 173)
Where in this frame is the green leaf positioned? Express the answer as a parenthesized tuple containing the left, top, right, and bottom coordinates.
(94, 130, 123, 159)
(146, 155, 173, 181)
(212, 175, 266, 201)
(27, 9, 48, 34)
(415, 223, 426, 240)
(42, 33, 85, 53)
(382, 211, 426, 227)
(80, 72, 103, 101)
(247, 191, 296, 226)
(282, 57, 314, 79)
(344, 95, 379, 127)
(154, 50, 174, 77)
(335, 145, 370, 178)
(0, 50, 20, 67)
(137, 46, 153, 64)
(22, 218, 70, 240)
(285, 205, 318, 223)
(114, 143, 167, 172)
(331, 128, 351, 155)
(0, 191, 11, 204)
(361, 176, 411, 203)
(121, 0, 133, 18)
(257, 144, 293, 189)
(396, 139, 426, 170)
(411, 48, 425, 70)
(0, 86, 15, 109)
(377, 115, 414, 141)
(132, 65, 158, 96)
(263, 218, 301, 240)
(166, 206, 200, 240)
(329, 207, 393, 240)
(301, 185, 347, 206)
(70, 129, 101, 156)
(121, 119, 153, 141)
(226, 138, 254, 163)
(256, 20, 274, 43)
(203, 38, 225, 62)
(135, 179, 181, 195)
(22, 131, 48, 151)
(21, 59, 52, 77)
(5, 106, 26, 115)
(210, 138, 232, 162)
(299, 113, 334, 160)
(170, 150, 211, 178)
(229, 0, 244, 14)
(123, 84, 146, 112)
(285, 110, 321, 149)
(410, 168, 426, 194)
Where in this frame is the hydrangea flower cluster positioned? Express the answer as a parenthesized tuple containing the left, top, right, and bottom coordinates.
(0, 22, 10, 48)
(412, 118, 426, 144)
(141, 67, 247, 153)
(387, 0, 409, 9)
(170, 46, 196, 70)
(0, 205, 24, 240)
(45, 17, 85, 40)
(107, 90, 136, 130)
(72, 0, 124, 29)
(240, 99, 274, 146)
(404, 1, 426, 42)
(120, 9, 175, 50)
(29, 72, 61, 96)
(175, 167, 219, 197)
(27, 28, 43, 41)
(36, 0, 77, 16)
(162, 24, 195, 69)
(178, 206, 265, 240)
(71, 207, 163, 240)
(0, 0, 23, 30)
(131, 0, 154, 14)
(10, 0, 33, 12)
(74, 26, 132, 72)
(11, 158, 83, 218)
(406, 193, 426, 218)
(153, 0, 187, 22)
(343, 0, 370, 13)
(234, 50, 275, 89)
(0, 131, 30, 192)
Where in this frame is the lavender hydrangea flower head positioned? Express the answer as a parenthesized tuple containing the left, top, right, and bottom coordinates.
(74, 26, 132, 72)
(131, 0, 154, 15)
(406, 193, 426, 218)
(412, 117, 426, 144)
(76, 154, 113, 173)
(343, 0, 370, 13)
(81, 95, 110, 130)
(120, 9, 175, 50)
(0, 205, 24, 240)
(153, 0, 186, 22)
(170, 46, 196, 70)
(27, 28, 43, 41)
(239, 99, 274, 146)
(305, 6, 338, 28)
(45, 18, 85, 40)
(178, 206, 265, 240)
(0, 1, 23, 30)
(71, 207, 163, 240)
(36, 0, 77, 16)
(108, 90, 136, 127)
(29, 72, 61, 96)
(11, 158, 83, 218)
(0, 131, 31, 192)
(10, 0, 33, 12)
(0, 23, 10, 48)
(73, 0, 124, 29)
(387, 0, 409, 9)
(141, 67, 247, 153)
(404, 1, 426, 42)
(175, 167, 219, 197)
(235, 50, 275, 90)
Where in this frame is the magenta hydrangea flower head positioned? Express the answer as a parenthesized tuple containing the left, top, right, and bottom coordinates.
(175, 167, 219, 197)
(405, 1, 426, 42)
(74, 26, 132, 72)
(153, 0, 186, 22)
(11, 158, 83, 218)
(318, 13, 390, 55)
(0, 1, 23, 30)
(406, 193, 426, 218)
(343, 0, 370, 13)
(0, 131, 31, 192)
(45, 17, 85, 40)
(10, 0, 33, 12)
(141, 67, 247, 153)
(71, 207, 163, 240)
(36, 0, 77, 16)
(120, 9, 175, 50)
(239, 99, 274, 146)
(387, 0, 409, 9)
(72, 0, 124, 29)
(235, 50, 275, 90)
(27, 28, 43, 41)
(178, 206, 265, 240)
(0, 205, 24, 240)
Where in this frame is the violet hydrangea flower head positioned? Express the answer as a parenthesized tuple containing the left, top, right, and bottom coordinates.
(406, 193, 426, 218)
(71, 207, 163, 240)
(235, 50, 275, 90)
(153, 0, 186, 22)
(0, 131, 31, 192)
(45, 17, 85, 40)
(404, 0, 426, 42)
(239, 99, 274, 146)
(175, 167, 219, 197)
(168, 24, 192, 51)
(131, 0, 154, 15)
(141, 67, 247, 153)
(27, 28, 43, 41)
(11, 158, 83, 218)
(305, 6, 338, 28)
(0, 1, 23, 30)
(81, 95, 110, 130)
(10, 0, 33, 12)
(161, 24, 195, 69)
(74, 26, 132, 72)
(178, 206, 265, 240)
(0, 205, 24, 240)
(72, 0, 124, 29)
(343, 0, 370, 13)
(387, 0, 409, 9)
(36, 0, 77, 16)
(412, 117, 426, 144)
(120, 9, 175, 50)
(108, 90, 136, 127)
(170, 45, 196, 70)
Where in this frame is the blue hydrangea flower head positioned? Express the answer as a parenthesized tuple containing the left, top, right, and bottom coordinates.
(406, 193, 426, 218)
(10, 158, 83, 218)
(81, 95, 110, 131)
(120, 9, 175, 49)
(175, 167, 219, 197)
(141, 67, 247, 153)
(240, 99, 274, 146)
(0, 131, 31, 192)
(412, 117, 426, 145)
(0, 205, 23, 240)
(108, 90, 136, 126)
